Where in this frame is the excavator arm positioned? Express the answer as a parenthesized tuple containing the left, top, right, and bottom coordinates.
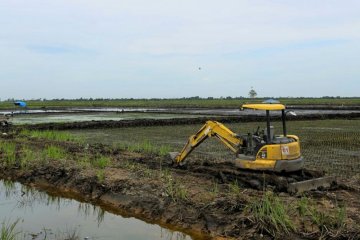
(171, 121, 243, 165)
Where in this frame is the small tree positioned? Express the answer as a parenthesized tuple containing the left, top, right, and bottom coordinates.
(248, 87, 257, 98)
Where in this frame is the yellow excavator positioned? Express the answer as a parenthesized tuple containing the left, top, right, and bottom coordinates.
(170, 103, 303, 172)
(170, 103, 335, 193)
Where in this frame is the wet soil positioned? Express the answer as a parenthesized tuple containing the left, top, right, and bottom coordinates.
(1, 134, 360, 239)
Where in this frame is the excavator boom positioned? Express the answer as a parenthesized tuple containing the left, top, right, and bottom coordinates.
(171, 121, 243, 164)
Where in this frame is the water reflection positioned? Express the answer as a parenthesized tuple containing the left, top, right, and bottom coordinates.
(161, 228, 189, 240)
(0, 180, 193, 240)
(77, 202, 105, 226)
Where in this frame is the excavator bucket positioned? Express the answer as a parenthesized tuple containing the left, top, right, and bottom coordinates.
(287, 176, 336, 194)
(169, 152, 179, 162)
(169, 152, 189, 166)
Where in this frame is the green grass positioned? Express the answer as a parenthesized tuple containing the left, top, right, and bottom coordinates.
(246, 194, 347, 237)
(42, 145, 67, 161)
(161, 171, 188, 202)
(1, 97, 360, 110)
(77, 154, 92, 169)
(297, 196, 347, 231)
(20, 129, 79, 142)
(246, 191, 295, 236)
(92, 156, 110, 169)
(0, 142, 17, 167)
(228, 180, 241, 195)
(96, 169, 105, 183)
(158, 145, 171, 157)
(1, 219, 20, 240)
(19, 146, 38, 169)
(116, 140, 171, 156)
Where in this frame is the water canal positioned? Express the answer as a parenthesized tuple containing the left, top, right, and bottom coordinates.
(0, 180, 193, 240)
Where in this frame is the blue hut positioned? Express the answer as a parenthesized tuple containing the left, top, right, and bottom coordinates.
(14, 101, 27, 107)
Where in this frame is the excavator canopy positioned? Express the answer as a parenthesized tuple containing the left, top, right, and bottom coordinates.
(241, 103, 285, 111)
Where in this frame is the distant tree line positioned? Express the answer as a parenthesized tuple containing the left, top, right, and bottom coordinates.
(1, 96, 359, 102)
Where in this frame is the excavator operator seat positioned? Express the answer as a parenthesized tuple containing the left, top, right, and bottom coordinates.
(239, 133, 265, 156)
(264, 126, 275, 142)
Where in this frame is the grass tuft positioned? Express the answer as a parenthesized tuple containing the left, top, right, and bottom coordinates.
(296, 196, 347, 233)
(77, 154, 92, 168)
(117, 140, 171, 156)
(246, 191, 295, 236)
(228, 180, 241, 195)
(1, 219, 20, 240)
(20, 129, 79, 142)
(0, 142, 17, 167)
(162, 172, 188, 202)
(19, 146, 38, 169)
(92, 156, 110, 169)
(96, 169, 105, 183)
(42, 145, 67, 161)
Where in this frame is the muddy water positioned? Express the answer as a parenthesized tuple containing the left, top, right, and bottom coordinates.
(10, 112, 207, 125)
(0, 180, 192, 240)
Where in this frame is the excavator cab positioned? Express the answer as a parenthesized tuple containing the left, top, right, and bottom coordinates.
(239, 103, 294, 155)
(170, 103, 304, 172)
(242, 104, 289, 143)
(238, 104, 304, 172)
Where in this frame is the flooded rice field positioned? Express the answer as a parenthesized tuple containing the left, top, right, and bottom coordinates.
(0, 180, 192, 240)
(2, 107, 360, 125)
(9, 112, 208, 125)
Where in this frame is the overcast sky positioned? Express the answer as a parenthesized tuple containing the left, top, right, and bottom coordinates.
(0, 0, 359, 99)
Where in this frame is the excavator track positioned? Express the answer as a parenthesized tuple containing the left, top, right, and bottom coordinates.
(171, 160, 337, 194)
(125, 153, 336, 194)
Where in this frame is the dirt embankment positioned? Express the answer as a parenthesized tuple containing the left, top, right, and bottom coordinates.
(1, 135, 360, 239)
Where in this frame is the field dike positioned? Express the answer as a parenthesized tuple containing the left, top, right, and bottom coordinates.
(1, 131, 360, 239)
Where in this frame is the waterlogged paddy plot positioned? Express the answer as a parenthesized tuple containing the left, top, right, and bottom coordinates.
(0, 180, 192, 240)
(70, 119, 360, 177)
(10, 112, 206, 125)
